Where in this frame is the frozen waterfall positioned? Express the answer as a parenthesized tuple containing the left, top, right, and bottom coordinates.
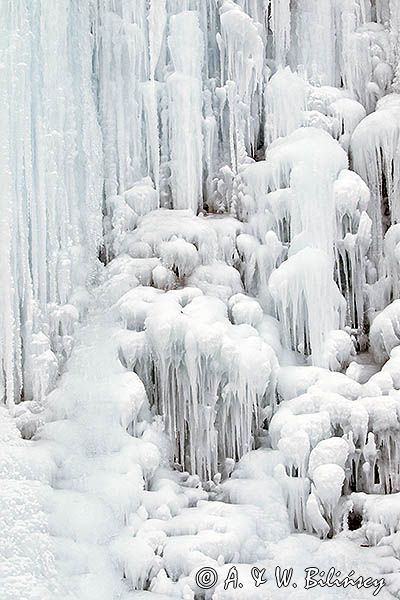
(2, 1, 400, 599)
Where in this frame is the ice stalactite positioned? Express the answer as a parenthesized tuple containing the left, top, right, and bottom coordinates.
(340, 16, 392, 112)
(351, 94, 400, 269)
(334, 170, 372, 331)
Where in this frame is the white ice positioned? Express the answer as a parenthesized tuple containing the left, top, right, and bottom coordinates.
(3, 0, 400, 598)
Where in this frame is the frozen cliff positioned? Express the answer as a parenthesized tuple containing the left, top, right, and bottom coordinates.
(2, 1, 400, 599)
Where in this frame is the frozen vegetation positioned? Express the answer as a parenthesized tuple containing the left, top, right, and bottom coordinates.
(2, 0, 400, 598)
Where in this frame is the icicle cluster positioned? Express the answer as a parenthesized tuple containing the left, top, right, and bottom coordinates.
(0, 1, 102, 405)
(109, 209, 278, 480)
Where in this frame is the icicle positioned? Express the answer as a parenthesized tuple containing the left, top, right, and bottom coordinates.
(351, 94, 400, 269)
(148, 0, 167, 79)
(270, 0, 291, 67)
(334, 170, 371, 330)
(218, 1, 264, 169)
(97, 1, 148, 197)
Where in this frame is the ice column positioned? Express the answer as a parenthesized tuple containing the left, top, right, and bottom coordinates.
(218, 1, 264, 171)
(291, 0, 336, 85)
(167, 11, 204, 212)
(270, 0, 291, 67)
(96, 1, 149, 197)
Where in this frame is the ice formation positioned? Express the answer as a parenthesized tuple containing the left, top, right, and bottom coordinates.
(3, 0, 400, 599)
(0, 1, 102, 406)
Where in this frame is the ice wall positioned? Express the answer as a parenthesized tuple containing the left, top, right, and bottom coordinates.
(0, 1, 102, 406)
(4, 1, 400, 573)
(4, 1, 400, 406)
